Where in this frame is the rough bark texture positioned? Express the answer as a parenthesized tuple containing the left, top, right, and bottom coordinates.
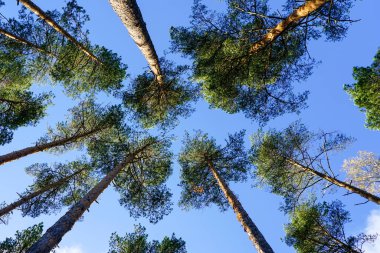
(208, 162, 275, 253)
(0, 167, 86, 218)
(0, 28, 53, 55)
(0, 127, 102, 166)
(109, 0, 164, 84)
(18, 0, 102, 64)
(25, 155, 133, 253)
(287, 158, 380, 205)
(249, 0, 329, 54)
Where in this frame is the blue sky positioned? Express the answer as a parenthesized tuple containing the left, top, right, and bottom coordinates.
(1, 0, 380, 252)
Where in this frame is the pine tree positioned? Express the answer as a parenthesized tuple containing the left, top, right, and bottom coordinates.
(251, 122, 380, 210)
(108, 224, 187, 253)
(285, 200, 377, 253)
(178, 131, 274, 253)
(0, 223, 44, 253)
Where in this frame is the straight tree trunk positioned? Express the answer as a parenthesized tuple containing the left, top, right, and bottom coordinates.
(109, 0, 164, 84)
(0, 28, 54, 56)
(286, 158, 380, 205)
(26, 142, 153, 253)
(249, 0, 329, 54)
(207, 161, 275, 253)
(18, 0, 102, 64)
(0, 127, 102, 166)
(0, 167, 86, 218)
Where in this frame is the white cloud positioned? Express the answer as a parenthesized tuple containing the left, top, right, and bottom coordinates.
(55, 245, 85, 253)
(363, 209, 380, 253)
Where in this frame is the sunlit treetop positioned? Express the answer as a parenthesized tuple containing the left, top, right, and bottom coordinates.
(123, 58, 199, 129)
(0, 0, 127, 97)
(285, 200, 377, 253)
(108, 224, 187, 253)
(344, 48, 380, 130)
(0, 223, 44, 253)
(178, 130, 250, 211)
(171, 0, 357, 123)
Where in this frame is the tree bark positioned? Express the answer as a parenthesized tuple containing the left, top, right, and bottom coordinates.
(286, 158, 380, 205)
(18, 0, 102, 64)
(249, 0, 329, 54)
(109, 0, 164, 84)
(207, 161, 275, 253)
(0, 127, 102, 166)
(26, 141, 153, 253)
(0, 28, 54, 56)
(0, 167, 86, 218)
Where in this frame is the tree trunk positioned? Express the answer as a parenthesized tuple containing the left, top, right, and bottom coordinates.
(287, 158, 380, 205)
(207, 162, 275, 253)
(249, 0, 329, 54)
(26, 141, 154, 253)
(109, 0, 164, 84)
(0, 127, 102, 166)
(18, 0, 102, 64)
(0, 167, 86, 218)
(0, 28, 54, 56)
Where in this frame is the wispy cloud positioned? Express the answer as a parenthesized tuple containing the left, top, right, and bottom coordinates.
(363, 209, 380, 253)
(55, 245, 85, 253)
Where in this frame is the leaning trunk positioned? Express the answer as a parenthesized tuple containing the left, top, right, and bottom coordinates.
(0, 167, 86, 218)
(208, 162, 275, 253)
(287, 158, 380, 205)
(0, 127, 102, 166)
(249, 0, 328, 54)
(18, 0, 102, 64)
(109, 0, 164, 84)
(25, 155, 133, 253)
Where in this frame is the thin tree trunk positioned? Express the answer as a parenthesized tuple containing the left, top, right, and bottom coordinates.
(0, 28, 54, 56)
(26, 142, 153, 253)
(287, 158, 380, 205)
(109, 0, 164, 84)
(18, 0, 102, 64)
(0, 127, 102, 166)
(0, 167, 86, 218)
(207, 161, 275, 253)
(249, 0, 329, 54)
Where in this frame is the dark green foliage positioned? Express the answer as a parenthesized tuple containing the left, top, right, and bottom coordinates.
(170, 0, 356, 122)
(0, 223, 43, 252)
(0, 0, 127, 96)
(344, 49, 380, 130)
(20, 160, 95, 217)
(123, 59, 198, 128)
(108, 224, 187, 253)
(250, 122, 353, 211)
(285, 200, 376, 253)
(178, 130, 250, 211)
(87, 129, 173, 223)
(0, 87, 51, 145)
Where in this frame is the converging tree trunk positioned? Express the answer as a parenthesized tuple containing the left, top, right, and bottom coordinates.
(18, 0, 102, 64)
(249, 0, 329, 54)
(287, 158, 380, 205)
(0, 167, 86, 218)
(207, 161, 275, 253)
(0, 127, 102, 166)
(109, 0, 164, 84)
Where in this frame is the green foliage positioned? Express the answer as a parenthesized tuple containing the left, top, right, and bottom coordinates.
(285, 200, 376, 253)
(108, 224, 187, 253)
(0, 223, 43, 252)
(250, 122, 353, 211)
(0, 86, 51, 145)
(344, 49, 380, 130)
(20, 159, 96, 217)
(87, 129, 173, 223)
(178, 130, 250, 211)
(0, 0, 127, 96)
(123, 59, 198, 128)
